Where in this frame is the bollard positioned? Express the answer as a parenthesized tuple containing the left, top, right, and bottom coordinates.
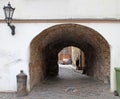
(16, 70, 28, 97)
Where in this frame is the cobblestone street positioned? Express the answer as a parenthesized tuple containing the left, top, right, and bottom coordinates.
(0, 64, 119, 99)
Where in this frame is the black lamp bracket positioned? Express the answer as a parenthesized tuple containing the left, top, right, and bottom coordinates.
(8, 23, 15, 35)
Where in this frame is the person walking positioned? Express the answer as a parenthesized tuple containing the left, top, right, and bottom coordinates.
(76, 57, 79, 70)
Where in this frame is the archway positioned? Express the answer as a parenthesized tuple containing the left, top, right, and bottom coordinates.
(30, 24, 110, 89)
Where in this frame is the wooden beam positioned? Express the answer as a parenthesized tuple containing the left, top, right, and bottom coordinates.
(0, 18, 120, 23)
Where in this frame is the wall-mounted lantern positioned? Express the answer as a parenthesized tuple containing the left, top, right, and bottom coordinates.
(3, 2, 15, 35)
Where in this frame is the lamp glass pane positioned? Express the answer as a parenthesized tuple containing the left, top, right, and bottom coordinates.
(5, 7, 10, 19)
(9, 8, 14, 19)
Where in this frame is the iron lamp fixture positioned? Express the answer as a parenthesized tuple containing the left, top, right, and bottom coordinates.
(3, 2, 15, 35)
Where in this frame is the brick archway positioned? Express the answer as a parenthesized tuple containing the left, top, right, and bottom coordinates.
(30, 24, 110, 89)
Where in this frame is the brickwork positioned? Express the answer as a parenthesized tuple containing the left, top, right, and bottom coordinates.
(30, 24, 110, 90)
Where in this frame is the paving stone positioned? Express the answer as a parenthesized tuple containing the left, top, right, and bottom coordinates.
(0, 65, 119, 99)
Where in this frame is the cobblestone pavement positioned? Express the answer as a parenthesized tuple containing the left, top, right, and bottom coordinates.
(0, 64, 120, 99)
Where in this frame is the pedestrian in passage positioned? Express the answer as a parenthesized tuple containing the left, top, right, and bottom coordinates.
(76, 57, 79, 70)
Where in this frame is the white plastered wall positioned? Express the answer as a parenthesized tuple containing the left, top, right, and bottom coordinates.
(0, 0, 120, 19)
(0, 0, 120, 92)
(0, 23, 120, 92)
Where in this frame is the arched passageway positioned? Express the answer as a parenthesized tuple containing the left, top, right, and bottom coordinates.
(30, 24, 110, 89)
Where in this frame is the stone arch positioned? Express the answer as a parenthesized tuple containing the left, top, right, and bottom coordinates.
(30, 24, 110, 89)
